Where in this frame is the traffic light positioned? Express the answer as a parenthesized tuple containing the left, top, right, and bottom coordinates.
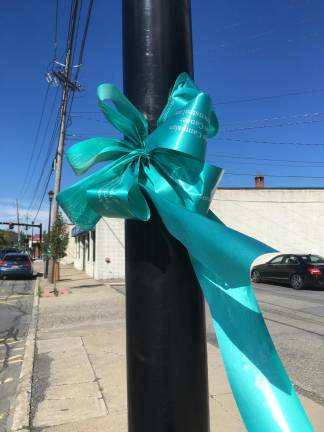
(8, 221, 14, 230)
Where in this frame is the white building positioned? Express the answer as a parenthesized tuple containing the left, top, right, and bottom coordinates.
(71, 184, 324, 281)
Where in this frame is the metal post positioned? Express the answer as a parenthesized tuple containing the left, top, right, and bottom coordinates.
(31, 221, 34, 258)
(39, 223, 43, 258)
(16, 199, 21, 249)
(123, 1, 209, 431)
(45, 191, 54, 278)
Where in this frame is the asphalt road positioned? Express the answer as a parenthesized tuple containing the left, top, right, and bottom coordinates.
(206, 281, 324, 406)
(0, 277, 35, 432)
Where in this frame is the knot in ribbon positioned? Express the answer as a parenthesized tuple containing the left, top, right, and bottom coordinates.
(58, 74, 313, 432)
(59, 73, 222, 229)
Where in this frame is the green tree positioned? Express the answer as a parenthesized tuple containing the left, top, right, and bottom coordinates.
(0, 229, 18, 248)
(48, 212, 69, 295)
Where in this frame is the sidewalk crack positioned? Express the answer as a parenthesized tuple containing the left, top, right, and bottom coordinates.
(80, 336, 109, 415)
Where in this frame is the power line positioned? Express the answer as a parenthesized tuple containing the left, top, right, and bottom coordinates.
(216, 138, 324, 147)
(222, 118, 322, 132)
(212, 198, 324, 204)
(217, 88, 324, 105)
(101, 218, 125, 249)
(223, 111, 324, 127)
(66, 0, 94, 131)
(21, 86, 60, 199)
(28, 111, 61, 211)
(19, 82, 51, 197)
(71, 111, 101, 114)
(71, 0, 83, 69)
(74, 0, 93, 76)
(33, 168, 54, 223)
(208, 153, 324, 164)
(54, 0, 59, 60)
(224, 172, 324, 179)
(209, 160, 324, 169)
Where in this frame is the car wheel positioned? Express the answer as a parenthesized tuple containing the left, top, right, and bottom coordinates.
(251, 270, 261, 283)
(290, 273, 304, 290)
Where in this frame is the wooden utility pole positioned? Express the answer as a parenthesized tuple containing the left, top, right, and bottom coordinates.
(50, 0, 79, 226)
(48, 0, 79, 283)
(123, 1, 209, 431)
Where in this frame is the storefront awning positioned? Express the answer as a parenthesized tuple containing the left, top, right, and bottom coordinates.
(71, 226, 88, 237)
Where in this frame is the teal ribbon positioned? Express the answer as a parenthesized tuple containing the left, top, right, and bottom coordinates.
(58, 73, 313, 431)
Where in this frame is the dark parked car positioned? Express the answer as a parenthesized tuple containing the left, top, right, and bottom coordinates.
(0, 252, 34, 279)
(251, 254, 324, 290)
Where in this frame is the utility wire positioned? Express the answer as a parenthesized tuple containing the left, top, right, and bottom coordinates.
(28, 111, 61, 211)
(217, 88, 324, 105)
(66, 0, 94, 134)
(19, 82, 51, 197)
(223, 118, 322, 132)
(222, 111, 324, 127)
(70, 0, 83, 70)
(212, 198, 324, 204)
(208, 153, 324, 164)
(21, 86, 60, 199)
(73, 0, 94, 79)
(209, 160, 324, 169)
(224, 172, 324, 179)
(101, 218, 125, 248)
(33, 168, 54, 222)
(216, 138, 324, 147)
(54, 0, 59, 60)
(21, 0, 62, 201)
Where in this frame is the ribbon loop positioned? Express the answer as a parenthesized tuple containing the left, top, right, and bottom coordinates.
(98, 83, 148, 144)
(67, 137, 134, 176)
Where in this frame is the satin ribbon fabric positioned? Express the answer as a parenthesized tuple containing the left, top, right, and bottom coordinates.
(57, 73, 313, 431)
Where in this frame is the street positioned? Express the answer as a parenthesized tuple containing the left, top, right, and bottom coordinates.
(0, 278, 35, 432)
(206, 282, 324, 407)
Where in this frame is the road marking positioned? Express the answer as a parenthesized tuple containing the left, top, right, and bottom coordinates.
(7, 359, 23, 364)
(7, 355, 21, 361)
(4, 377, 14, 384)
(0, 338, 20, 342)
(1, 339, 22, 346)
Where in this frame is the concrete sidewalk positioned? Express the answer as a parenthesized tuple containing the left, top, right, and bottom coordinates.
(28, 264, 323, 431)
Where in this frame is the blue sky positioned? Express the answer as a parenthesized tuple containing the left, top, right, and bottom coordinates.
(1, 0, 324, 229)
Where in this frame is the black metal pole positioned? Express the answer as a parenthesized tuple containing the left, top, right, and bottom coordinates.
(31, 221, 34, 259)
(123, 2, 209, 431)
(44, 195, 53, 278)
(39, 223, 42, 258)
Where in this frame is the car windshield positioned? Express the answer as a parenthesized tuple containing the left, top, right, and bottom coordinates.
(300, 255, 324, 263)
(4, 254, 30, 263)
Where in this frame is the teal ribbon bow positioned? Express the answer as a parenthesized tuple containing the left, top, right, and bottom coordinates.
(58, 73, 313, 431)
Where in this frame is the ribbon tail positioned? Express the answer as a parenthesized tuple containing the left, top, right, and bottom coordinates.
(147, 189, 314, 432)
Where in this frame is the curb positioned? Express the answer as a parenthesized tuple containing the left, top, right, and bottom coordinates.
(10, 277, 40, 432)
